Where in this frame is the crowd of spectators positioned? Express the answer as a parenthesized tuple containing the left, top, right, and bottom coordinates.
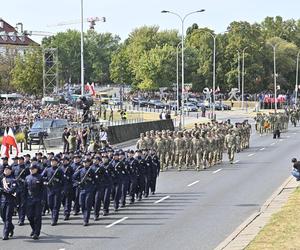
(0, 99, 78, 135)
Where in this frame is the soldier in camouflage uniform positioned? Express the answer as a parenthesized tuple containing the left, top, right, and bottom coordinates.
(136, 133, 147, 150)
(154, 132, 167, 171)
(174, 132, 185, 171)
(225, 129, 237, 164)
(184, 131, 192, 169)
(192, 132, 202, 171)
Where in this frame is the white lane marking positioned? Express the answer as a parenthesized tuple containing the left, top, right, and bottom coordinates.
(248, 153, 255, 157)
(270, 142, 275, 146)
(286, 135, 290, 138)
(154, 195, 170, 204)
(213, 168, 222, 174)
(59, 249, 65, 250)
(293, 133, 297, 135)
(259, 147, 265, 151)
(106, 217, 128, 228)
(187, 180, 200, 187)
(234, 160, 240, 164)
(279, 139, 283, 142)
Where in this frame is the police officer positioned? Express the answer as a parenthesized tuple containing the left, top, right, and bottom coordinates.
(61, 156, 74, 221)
(143, 149, 152, 198)
(25, 163, 44, 240)
(42, 157, 64, 226)
(101, 152, 113, 216)
(111, 152, 123, 211)
(14, 156, 29, 226)
(127, 150, 138, 204)
(0, 157, 9, 178)
(135, 150, 146, 201)
(72, 158, 95, 226)
(0, 165, 17, 240)
(150, 149, 160, 195)
(71, 154, 82, 215)
(119, 150, 130, 207)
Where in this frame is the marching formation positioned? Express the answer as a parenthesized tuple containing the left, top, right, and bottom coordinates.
(136, 120, 252, 170)
(254, 112, 289, 137)
(0, 148, 160, 240)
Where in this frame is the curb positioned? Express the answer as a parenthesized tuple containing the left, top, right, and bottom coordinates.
(215, 176, 294, 250)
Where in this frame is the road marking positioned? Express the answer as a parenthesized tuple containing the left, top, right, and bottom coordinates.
(279, 139, 283, 142)
(234, 160, 240, 164)
(248, 153, 255, 157)
(59, 249, 65, 250)
(286, 135, 290, 138)
(187, 180, 200, 187)
(293, 133, 297, 135)
(213, 168, 222, 174)
(154, 195, 170, 204)
(106, 217, 128, 228)
(270, 142, 275, 146)
(259, 147, 265, 151)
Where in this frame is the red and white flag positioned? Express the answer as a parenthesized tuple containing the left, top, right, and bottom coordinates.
(7, 128, 19, 156)
(1, 129, 9, 158)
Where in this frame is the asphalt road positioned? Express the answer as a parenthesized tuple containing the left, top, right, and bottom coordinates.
(2, 120, 296, 250)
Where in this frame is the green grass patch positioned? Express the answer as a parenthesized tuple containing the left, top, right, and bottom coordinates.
(246, 187, 300, 250)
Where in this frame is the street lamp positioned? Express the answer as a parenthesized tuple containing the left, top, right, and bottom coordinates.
(236, 50, 241, 92)
(295, 51, 300, 105)
(268, 43, 278, 113)
(162, 9, 205, 129)
(176, 41, 182, 113)
(80, 0, 84, 96)
(241, 47, 248, 110)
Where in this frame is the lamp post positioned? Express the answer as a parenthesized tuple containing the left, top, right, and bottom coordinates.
(241, 47, 248, 110)
(80, 0, 84, 96)
(269, 44, 278, 113)
(295, 51, 300, 105)
(176, 42, 182, 114)
(162, 9, 205, 129)
(237, 50, 241, 92)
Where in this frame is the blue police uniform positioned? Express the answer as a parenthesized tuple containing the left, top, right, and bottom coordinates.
(61, 162, 74, 220)
(150, 153, 160, 194)
(14, 163, 30, 225)
(127, 156, 139, 204)
(42, 163, 64, 225)
(25, 166, 44, 240)
(93, 161, 112, 219)
(71, 160, 82, 215)
(111, 159, 123, 211)
(135, 156, 146, 201)
(143, 153, 153, 197)
(120, 158, 130, 207)
(0, 169, 17, 240)
(72, 163, 95, 226)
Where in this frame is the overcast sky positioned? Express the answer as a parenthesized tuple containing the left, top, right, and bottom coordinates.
(2, 0, 300, 42)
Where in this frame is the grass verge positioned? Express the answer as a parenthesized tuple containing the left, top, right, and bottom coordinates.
(246, 187, 300, 250)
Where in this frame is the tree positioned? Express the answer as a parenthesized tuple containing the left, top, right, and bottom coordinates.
(11, 47, 43, 95)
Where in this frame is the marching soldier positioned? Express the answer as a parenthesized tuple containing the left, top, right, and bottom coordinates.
(72, 158, 95, 226)
(0, 165, 17, 240)
(225, 130, 237, 164)
(25, 163, 44, 240)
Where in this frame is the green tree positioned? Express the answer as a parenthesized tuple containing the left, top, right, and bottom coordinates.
(11, 47, 43, 95)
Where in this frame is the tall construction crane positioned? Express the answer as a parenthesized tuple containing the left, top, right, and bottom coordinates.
(15, 23, 53, 37)
(48, 16, 106, 30)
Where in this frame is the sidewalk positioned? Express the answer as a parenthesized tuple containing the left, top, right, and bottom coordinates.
(215, 177, 299, 250)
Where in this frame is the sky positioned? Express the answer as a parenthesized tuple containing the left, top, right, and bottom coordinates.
(2, 0, 300, 43)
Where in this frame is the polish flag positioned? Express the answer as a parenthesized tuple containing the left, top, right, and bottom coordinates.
(85, 82, 90, 92)
(6, 128, 19, 157)
(1, 129, 9, 158)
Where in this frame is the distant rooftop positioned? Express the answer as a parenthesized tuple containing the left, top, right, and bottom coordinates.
(0, 18, 37, 46)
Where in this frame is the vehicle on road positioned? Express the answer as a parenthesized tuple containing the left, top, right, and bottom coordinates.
(28, 119, 68, 144)
(147, 100, 165, 109)
(108, 97, 122, 106)
(183, 103, 198, 112)
(132, 97, 149, 107)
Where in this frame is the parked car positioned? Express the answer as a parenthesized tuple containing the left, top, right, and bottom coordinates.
(183, 103, 198, 112)
(108, 97, 122, 106)
(28, 119, 68, 144)
(147, 100, 165, 109)
(132, 98, 148, 107)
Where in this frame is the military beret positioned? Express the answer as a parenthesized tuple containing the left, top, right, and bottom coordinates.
(30, 164, 39, 169)
(12, 156, 19, 160)
(51, 157, 59, 162)
(18, 156, 25, 161)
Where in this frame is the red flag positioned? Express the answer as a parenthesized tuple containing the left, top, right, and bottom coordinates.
(85, 82, 90, 92)
(6, 128, 19, 156)
(1, 129, 9, 158)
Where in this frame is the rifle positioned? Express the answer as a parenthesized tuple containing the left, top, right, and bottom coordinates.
(15, 168, 26, 182)
(45, 167, 61, 186)
(79, 166, 92, 186)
